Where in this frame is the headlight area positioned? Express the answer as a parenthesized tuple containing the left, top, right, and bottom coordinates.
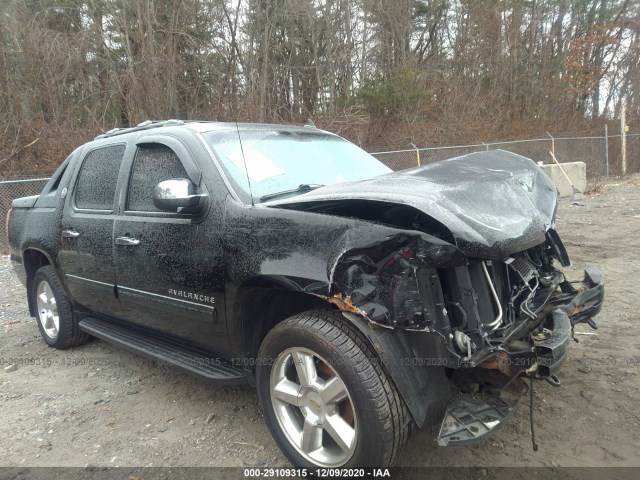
(326, 232, 466, 330)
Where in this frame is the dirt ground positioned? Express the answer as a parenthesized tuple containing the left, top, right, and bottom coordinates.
(1, 175, 639, 470)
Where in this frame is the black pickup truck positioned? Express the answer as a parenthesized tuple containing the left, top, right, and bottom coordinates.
(7, 120, 604, 468)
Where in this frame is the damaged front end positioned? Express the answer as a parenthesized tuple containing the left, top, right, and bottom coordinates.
(272, 150, 605, 447)
(325, 227, 604, 447)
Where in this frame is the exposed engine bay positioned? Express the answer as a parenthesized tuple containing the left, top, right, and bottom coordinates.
(328, 227, 603, 374)
(324, 228, 604, 447)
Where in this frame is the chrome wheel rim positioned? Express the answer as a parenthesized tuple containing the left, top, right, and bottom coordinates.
(36, 280, 59, 339)
(270, 347, 357, 467)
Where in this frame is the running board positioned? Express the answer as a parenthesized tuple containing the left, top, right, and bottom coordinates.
(437, 395, 517, 446)
(79, 317, 245, 384)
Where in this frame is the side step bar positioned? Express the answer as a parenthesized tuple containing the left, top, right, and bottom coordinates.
(79, 317, 245, 384)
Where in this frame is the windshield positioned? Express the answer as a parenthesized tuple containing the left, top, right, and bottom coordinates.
(201, 129, 392, 203)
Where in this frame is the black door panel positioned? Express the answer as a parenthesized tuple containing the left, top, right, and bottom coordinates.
(113, 142, 225, 352)
(58, 144, 125, 315)
(113, 215, 225, 349)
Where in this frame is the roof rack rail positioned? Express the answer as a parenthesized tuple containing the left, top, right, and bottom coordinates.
(95, 119, 187, 140)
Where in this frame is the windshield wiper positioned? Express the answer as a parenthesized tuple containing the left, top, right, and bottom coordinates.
(259, 184, 325, 202)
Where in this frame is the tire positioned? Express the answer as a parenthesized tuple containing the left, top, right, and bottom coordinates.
(31, 265, 89, 349)
(256, 309, 411, 468)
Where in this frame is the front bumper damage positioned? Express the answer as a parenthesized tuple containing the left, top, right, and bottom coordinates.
(534, 266, 604, 377)
(322, 223, 605, 445)
(438, 267, 604, 446)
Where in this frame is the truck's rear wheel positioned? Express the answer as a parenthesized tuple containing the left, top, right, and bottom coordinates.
(31, 266, 89, 349)
(256, 309, 410, 468)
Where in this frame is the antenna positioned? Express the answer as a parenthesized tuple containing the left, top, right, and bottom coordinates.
(235, 121, 254, 206)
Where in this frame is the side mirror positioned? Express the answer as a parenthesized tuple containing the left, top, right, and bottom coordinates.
(153, 178, 205, 214)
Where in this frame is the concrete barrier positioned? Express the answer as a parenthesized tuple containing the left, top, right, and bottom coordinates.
(540, 161, 586, 197)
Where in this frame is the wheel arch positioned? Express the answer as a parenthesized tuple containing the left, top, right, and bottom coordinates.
(230, 274, 332, 380)
(232, 274, 451, 428)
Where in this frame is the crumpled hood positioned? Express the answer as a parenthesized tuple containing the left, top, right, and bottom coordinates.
(270, 150, 558, 258)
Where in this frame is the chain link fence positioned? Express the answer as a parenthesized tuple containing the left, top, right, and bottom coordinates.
(371, 133, 640, 178)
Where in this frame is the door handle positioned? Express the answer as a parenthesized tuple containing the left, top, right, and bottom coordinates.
(115, 236, 141, 246)
(62, 229, 80, 238)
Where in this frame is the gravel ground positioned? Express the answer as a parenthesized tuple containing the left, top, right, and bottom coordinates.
(1, 174, 639, 469)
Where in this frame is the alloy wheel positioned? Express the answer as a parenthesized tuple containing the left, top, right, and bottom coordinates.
(36, 280, 59, 339)
(269, 347, 357, 467)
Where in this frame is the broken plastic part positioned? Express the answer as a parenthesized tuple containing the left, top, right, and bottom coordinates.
(438, 395, 517, 446)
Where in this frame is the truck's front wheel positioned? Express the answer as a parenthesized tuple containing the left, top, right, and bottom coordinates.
(256, 309, 410, 468)
(31, 266, 89, 349)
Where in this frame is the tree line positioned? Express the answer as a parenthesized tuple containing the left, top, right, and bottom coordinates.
(0, 0, 638, 175)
